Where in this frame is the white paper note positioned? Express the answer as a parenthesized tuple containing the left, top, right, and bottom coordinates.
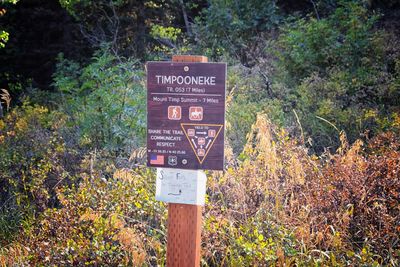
(156, 168, 207, 205)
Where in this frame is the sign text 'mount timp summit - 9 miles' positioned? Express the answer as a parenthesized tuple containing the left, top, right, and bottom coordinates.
(146, 61, 226, 170)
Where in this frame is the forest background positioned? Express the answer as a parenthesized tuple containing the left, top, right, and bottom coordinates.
(0, 0, 399, 266)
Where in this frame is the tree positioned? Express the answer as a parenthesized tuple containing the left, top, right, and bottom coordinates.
(59, 0, 205, 58)
(0, 0, 18, 48)
(274, 1, 400, 152)
(194, 0, 281, 66)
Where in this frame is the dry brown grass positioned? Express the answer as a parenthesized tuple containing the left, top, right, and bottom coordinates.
(204, 114, 399, 265)
(1, 113, 398, 266)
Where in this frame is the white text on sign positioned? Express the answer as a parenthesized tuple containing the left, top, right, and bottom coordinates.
(156, 75, 216, 85)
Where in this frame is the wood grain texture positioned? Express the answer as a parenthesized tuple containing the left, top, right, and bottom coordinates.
(166, 55, 206, 267)
(167, 203, 202, 267)
(172, 55, 208, 62)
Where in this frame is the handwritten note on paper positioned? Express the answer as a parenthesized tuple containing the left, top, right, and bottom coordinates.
(156, 168, 207, 205)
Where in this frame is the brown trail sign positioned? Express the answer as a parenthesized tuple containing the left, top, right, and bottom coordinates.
(146, 60, 226, 170)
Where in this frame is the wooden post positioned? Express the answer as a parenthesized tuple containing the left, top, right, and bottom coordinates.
(166, 55, 207, 267)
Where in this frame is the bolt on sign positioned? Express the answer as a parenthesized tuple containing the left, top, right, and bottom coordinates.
(146, 62, 226, 170)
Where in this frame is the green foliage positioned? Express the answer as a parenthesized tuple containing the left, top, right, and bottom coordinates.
(149, 24, 187, 59)
(150, 25, 181, 42)
(0, 103, 78, 244)
(0, 30, 8, 48)
(226, 67, 264, 154)
(204, 210, 297, 266)
(195, 0, 280, 64)
(1, 0, 400, 266)
(1, 114, 399, 266)
(53, 47, 146, 153)
(1, 0, 19, 4)
(0, 167, 166, 266)
(270, 1, 400, 151)
(0, 0, 18, 48)
(225, 66, 288, 154)
(59, 0, 125, 17)
(58, 0, 193, 58)
(295, 68, 400, 150)
(277, 1, 382, 82)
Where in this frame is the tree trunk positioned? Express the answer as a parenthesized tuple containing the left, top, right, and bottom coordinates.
(133, 1, 147, 59)
(179, 0, 192, 36)
(0, 103, 3, 118)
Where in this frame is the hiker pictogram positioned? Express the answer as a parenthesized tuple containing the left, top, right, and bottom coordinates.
(168, 106, 181, 120)
(181, 123, 223, 164)
(188, 129, 195, 137)
(189, 107, 203, 121)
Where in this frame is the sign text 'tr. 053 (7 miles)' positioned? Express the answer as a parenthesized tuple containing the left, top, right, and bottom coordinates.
(146, 62, 226, 170)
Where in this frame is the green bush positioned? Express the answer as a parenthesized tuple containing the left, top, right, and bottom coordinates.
(195, 0, 280, 65)
(0, 167, 166, 266)
(0, 103, 78, 244)
(277, 1, 383, 83)
(225, 66, 288, 154)
(270, 1, 400, 151)
(53, 47, 146, 154)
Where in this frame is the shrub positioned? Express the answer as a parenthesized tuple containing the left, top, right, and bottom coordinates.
(0, 102, 79, 245)
(272, 1, 400, 151)
(203, 114, 317, 265)
(277, 1, 383, 83)
(1, 114, 398, 265)
(225, 65, 287, 155)
(53, 47, 146, 154)
(311, 132, 400, 264)
(195, 0, 280, 65)
(0, 167, 166, 266)
(204, 114, 399, 265)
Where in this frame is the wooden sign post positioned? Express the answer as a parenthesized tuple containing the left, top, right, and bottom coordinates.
(167, 55, 206, 267)
(146, 55, 226, 266)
